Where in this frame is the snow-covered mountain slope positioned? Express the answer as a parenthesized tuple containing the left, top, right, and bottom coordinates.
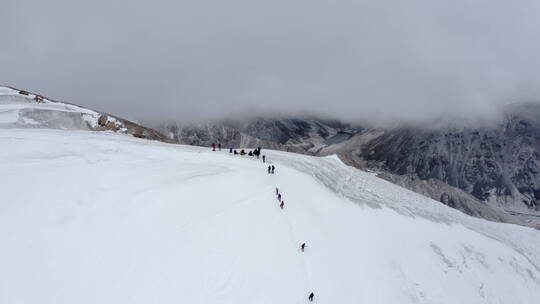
(164, 112, 540, 228)
(0, 86, 166, 141)
(1, 129, 539, 304)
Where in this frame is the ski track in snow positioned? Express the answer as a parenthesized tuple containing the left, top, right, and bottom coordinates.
(0, 129, 540, 304)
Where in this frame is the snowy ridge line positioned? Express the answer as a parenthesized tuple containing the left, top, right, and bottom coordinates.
(0, 85, 91, 112)
(0, 85, 109, 119)
(0, 85, 168, 141)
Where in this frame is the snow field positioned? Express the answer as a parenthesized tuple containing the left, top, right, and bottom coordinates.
(0, 129, 539, 304)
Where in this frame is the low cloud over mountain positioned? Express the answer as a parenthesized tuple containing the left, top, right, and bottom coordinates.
(3, 0, 540, 123)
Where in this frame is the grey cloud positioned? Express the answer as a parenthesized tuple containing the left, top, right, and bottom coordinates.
(2, 0, 540, 123)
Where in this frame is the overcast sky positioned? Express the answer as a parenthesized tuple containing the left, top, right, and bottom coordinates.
(2, 0, 540, 123)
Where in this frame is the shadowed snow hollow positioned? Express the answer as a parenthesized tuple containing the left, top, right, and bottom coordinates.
(0, 129, 539, 304)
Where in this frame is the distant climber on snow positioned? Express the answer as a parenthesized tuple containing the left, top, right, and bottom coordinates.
(280, 201, 284, 209)
(301, 243, 306, 252)
(276, 187, 279, 195)
(218, 143, 221, 151)
(268, 166, 271, 174)
(263, 155, 266, 163)
(271, 165, 275, 174)
(308, 292, 314, 302)
(278, 194, 282, 201)
(212, 143, 216, 151)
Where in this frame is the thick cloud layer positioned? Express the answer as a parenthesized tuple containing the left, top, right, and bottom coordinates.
(2, 0, 540, 123)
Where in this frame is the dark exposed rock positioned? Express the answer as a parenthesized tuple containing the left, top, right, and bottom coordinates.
(356, 106, 540, 212)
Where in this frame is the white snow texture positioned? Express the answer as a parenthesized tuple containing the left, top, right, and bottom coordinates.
(0, 129, 539, 304)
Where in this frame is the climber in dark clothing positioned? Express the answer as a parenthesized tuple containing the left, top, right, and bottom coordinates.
(268, 166, 271, 173)
(276, 187, 279, 195)
(229, 147, 233, 153)
(248, 150, 253, 156)
(263, 155, 266, 163)
(218, 143, 221, 151)
(234, 150, 238, 155)
(301, 243, 306, 252)
(271, 165, 275, 174)
(212, 143, 216, 151)
(308, 292, 314, 302)
(280, 201, 284, 209)
(278, 194, 282, 201)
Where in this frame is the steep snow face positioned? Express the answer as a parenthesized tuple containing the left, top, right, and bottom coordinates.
(0, 86, 167, 140)
(0, 86, 101, 130)
(0, 129, 539, 304)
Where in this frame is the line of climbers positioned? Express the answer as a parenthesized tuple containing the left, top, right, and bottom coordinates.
(210, 143, 314, 301)
(275, 186, 314, 302)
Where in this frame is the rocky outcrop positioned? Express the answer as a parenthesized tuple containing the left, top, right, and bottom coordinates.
(96, 114, 167, 141)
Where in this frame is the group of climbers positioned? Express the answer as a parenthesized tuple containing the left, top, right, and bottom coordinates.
(275, 187, 314, 302)
(212, 143, 268, 164)
(222, 145, 266, 161)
